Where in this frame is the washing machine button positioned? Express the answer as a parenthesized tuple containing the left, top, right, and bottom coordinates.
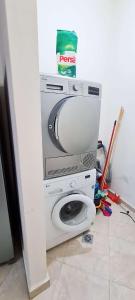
(69, 181, 76, 188)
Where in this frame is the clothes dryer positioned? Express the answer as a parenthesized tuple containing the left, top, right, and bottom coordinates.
(40, 74, 101, 179)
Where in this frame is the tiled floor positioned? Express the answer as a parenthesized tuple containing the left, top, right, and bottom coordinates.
(0, 202, 135, 299)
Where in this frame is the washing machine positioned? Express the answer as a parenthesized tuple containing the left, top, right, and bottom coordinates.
(44, 169, 96, 250)
(40, 74, 101, 179)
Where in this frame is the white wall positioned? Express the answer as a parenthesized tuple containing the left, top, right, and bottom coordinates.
(37, 0, 111, 78)
(0, 0, 49, 296)
(37, 0, 113, 137)
(37, 0, 135, 208)
(102, 0, 135, 208)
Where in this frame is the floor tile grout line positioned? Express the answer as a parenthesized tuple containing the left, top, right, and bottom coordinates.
(44, 207, 135, 296)
(110, 279, 135, 292)
(109, 280, 111, 300)
(50, 257, 110, 283)
(109, 233, 135, 244)
(0, 263, 16, 289)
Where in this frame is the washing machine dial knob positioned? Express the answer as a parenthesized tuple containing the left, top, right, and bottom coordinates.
(69, 181, 76, 188)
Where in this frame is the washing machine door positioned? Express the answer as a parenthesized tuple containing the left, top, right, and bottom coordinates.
(52, 193, 96, 232)
(48, 95, 100, 154)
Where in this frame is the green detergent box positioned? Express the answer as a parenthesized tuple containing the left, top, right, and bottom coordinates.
(56, 30, 78, 77)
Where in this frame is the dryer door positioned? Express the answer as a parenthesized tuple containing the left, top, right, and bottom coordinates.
(51, 193, 96, 232)
(48, 95, 100, 154)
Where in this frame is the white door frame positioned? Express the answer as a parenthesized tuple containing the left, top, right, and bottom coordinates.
(0, 0, 49, 297)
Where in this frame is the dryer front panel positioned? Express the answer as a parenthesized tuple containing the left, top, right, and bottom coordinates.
(48, 95, 100, 155)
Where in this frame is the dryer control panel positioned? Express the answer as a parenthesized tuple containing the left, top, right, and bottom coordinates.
(40, 74, 101, 97)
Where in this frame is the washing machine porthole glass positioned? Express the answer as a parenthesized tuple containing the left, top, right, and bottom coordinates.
(59, 200, 87, 226)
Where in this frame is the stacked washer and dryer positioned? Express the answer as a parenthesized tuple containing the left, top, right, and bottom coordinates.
(40, 74, 101, 249)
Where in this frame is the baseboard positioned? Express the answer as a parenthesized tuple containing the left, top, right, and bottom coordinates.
(29, 275, 50, 299)
(120, 197, 135, 213)
(108, 189, 135, 213)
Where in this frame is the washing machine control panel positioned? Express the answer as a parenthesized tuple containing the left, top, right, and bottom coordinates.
(44, 169, 96, 196)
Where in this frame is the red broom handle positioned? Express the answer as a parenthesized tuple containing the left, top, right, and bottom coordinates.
(100, 120, 117, 189)
(101, 107, 124, 190)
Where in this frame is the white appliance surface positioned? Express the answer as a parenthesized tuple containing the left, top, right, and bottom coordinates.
(44, 169, 96, 250)
(41, 74, 101, 179)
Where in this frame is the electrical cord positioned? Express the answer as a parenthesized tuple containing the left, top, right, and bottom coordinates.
(120, 210, 135, 223)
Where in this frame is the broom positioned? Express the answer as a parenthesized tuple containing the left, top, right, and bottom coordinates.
(100, 106, 124, 191)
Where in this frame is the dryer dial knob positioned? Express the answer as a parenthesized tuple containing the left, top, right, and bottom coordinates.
(73, 84, 78, 91)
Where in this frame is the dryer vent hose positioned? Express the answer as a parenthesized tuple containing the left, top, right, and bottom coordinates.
(96, 140, 112, 184)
